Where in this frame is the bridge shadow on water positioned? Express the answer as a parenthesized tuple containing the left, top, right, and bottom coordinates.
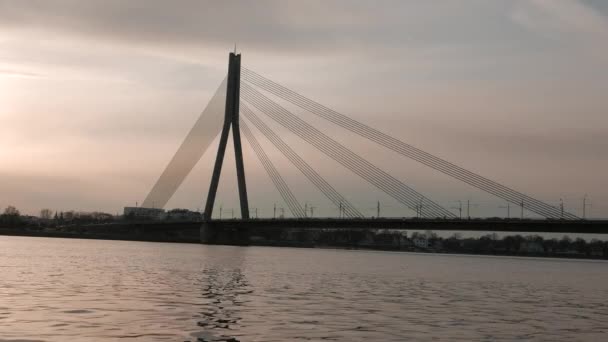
(191, 248, 253, 342)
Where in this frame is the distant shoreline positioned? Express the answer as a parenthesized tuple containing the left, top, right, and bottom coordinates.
(1, 226, 606, 261)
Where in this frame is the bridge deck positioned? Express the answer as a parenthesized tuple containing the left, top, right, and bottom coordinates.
(130, 218, 608, 235)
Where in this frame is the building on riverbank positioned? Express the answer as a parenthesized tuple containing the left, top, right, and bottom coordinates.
(123, 207, 165, 220)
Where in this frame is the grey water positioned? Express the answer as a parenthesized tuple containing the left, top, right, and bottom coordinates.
(1, 236, 607, 341)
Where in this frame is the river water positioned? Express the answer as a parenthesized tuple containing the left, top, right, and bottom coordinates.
(1, 236, 607, 341)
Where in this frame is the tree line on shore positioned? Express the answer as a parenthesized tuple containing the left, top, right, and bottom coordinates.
(0, 205, 114, 227)
(252, 228, 608, 258)
(0, 205, 204, 226)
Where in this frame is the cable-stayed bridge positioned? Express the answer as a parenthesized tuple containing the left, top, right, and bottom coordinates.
(137, 52, 604, 243)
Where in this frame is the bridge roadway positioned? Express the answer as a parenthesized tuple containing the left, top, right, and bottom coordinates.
(141, 218, 608, 234)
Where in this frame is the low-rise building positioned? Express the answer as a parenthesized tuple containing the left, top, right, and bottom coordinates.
(413, 236, 429, 249)
(519, 241, 544, 253)
(123, 207, 165, 220)
(590, 246, 604, 257)
(166, 209, 202, 221)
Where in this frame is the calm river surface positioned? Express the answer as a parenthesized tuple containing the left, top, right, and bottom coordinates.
(1, 236, 607, 341)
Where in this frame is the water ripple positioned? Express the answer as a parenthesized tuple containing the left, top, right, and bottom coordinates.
(1, 237, 607, 341)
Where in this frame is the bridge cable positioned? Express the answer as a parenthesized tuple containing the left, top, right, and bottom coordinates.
(240, 120, 306, 218)
(241, 84, 455, 218)
(242, 68, 577, 220)
(242, 105, 363, 218)
(242, 94, 445, 219)
(241, 103, 364, 218)
(241, 86, 448, 218)
(142, 77, 227, 209)
(242, 69, 564, 219)
(242, 86, 437, 218)
(242, 69, 575, 219)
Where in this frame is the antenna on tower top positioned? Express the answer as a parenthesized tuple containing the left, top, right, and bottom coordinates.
(234, 43, 237, 54)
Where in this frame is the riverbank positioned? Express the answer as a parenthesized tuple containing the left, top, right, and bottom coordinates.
(2, 225, 607, 261)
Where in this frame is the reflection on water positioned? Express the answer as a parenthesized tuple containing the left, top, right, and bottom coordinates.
(195, 267, 251, 342)
(1, 236, 608, 341)
(190, 245, 251, 342)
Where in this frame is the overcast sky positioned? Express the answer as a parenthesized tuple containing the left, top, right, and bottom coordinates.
(1, 0, 607, 218)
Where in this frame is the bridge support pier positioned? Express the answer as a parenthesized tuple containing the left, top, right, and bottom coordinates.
(200, 52, 250, 244)
(199, 222, 215, 244)
(200, 221, 250, 246)
(203, 52, 249, 222)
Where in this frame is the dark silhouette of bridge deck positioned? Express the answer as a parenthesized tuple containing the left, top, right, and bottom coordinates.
(203, 218, 608, 234)
(125, 219, 608, 239)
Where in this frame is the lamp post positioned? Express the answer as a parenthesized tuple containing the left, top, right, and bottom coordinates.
(499, 203, 511, 219)
(451, 200, 463, 219)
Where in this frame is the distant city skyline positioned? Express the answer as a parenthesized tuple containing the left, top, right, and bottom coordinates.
(1, 0, 607, 218)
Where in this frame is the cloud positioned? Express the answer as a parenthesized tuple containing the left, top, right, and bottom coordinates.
(530, 0, 608, 35)
(511, 0, 608, 47)
(0, 1, 385, 58)
(0, 67, 41, 78)
(0, 0, 514, 65)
